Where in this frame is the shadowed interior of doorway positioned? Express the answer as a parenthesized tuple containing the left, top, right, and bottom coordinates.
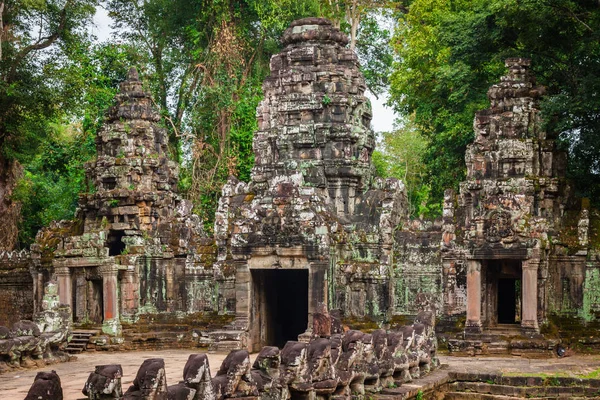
(485, 260, 522, 326)
(251, 269, 308, 349)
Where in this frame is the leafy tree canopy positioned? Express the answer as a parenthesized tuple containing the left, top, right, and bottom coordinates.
(390, 0, 600, 211)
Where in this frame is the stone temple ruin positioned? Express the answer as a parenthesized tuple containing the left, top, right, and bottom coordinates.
(0, 17, 599, 362)
(30, 67, 209, 338)
(441, 58, 599, 354)
(213, 17, 406, 351)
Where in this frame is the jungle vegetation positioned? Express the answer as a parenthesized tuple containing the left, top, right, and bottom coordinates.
(0, 0, 598, 247)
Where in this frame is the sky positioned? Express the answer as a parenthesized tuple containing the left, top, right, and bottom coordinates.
(91, 7, 397, 133)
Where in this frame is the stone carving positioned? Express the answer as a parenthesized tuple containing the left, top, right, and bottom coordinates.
(124, 358, 168, 400)
(31, 66, 212, 339)
(83, 364, 124, 399)
(0, 282, 70, 373)
(25, 370, 64, 400)
(75, 314, 438, 400)
(251, 346, 288, 400)
(214, 17, 407, 352)
(182, 354, 214, 400)
(440, 57, 599, 355)
(484, 211, 515, 243)
(212, 350, 258, 400)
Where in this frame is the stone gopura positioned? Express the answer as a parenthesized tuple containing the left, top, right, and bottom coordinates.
(31, 67, 212, 338)
(17, 15, 600, 357)
(213, 17, 406, 351)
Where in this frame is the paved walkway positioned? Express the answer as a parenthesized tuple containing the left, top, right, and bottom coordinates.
(2, 351, 600, 399)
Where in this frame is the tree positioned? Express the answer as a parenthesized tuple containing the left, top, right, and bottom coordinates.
(325, 0, 393, 50)
(389, 0, 600, 212)
(12, 43, 135, 246)
(0, 0, 97, 248)
(373, 116, 434, 217)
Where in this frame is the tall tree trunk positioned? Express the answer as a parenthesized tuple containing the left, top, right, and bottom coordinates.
(0, 155, 22, 250)
(0, 2, 4, 62)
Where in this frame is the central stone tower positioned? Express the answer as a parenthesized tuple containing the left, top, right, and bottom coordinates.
(252, 17, 376, 217)
(215, 18, 406, 351)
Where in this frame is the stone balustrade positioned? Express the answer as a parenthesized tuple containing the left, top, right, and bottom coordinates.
(24, 312, 438, 400)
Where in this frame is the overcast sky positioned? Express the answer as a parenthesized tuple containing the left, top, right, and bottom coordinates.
(92, 7, 397, 133)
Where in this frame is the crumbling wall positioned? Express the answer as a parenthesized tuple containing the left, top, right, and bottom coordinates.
(392, 222, 444, 317)
(0, 250, 34, 326)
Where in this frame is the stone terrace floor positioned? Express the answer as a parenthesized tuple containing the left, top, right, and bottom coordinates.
(3, 351, 600, 399)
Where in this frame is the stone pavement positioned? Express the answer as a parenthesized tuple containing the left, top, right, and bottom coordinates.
(0, 349, 226, 399)
(2, 350, 600, 399)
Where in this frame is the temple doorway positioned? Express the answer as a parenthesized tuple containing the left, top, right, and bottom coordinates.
(483, 260, 522, 326)
(250, 269, 309, 350)
(88, 279, 104, 324)
(497, 278, 520, 324)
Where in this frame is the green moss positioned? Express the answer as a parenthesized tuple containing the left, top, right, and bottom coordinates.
(539, 320, 560, 338)
(121, 312, 235, 333)
(588, 209, 600, 250)
(341, 316, 380, 333)
(388, 314, 411, 330)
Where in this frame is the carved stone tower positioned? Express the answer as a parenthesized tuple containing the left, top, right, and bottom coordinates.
(32, 68, 206, 336)
(252, 17, 376, 217)
(215, 18, 406, 351)
(445, 58, 571, 335)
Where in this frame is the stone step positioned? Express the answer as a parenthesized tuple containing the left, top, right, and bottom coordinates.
(64, 346, 86, 353)
(208, 340, 244, 353)
(71, 329, 100, 335)
(66, 330, 98, 353)
(450, 381, 600, 398)
(444, 392, 528, 400)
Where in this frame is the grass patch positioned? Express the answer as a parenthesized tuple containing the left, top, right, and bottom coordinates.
(581, 367, 600, 379)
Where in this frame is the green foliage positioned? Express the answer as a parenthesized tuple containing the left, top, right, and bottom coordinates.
(106, 0, 401, 230)
(0, 0, 98, 162)
(355, 11, 394, 97)
(373, 117, 437, 217)
(12, 125, 96, 245)
(9, 41, 134, 247)
(390, 0, 600, 210)
(179, 0, 325, 231)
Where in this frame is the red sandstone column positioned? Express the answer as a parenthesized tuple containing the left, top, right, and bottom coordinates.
(521, 259, 539, 332)
(465, 260, 482, 333)
(100, 264, 122, 336)
(55, 265, 72, 309)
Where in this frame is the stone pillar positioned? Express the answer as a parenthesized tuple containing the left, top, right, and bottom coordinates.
(55, 265, 72, 309)
(308, 262, 328, 329)
(465, 260, 482, 334)
(521, 259, 539, 333)
(235, 261, 251, 326)
(120, 269, 138, 321)
(99, 264, 122, 336)
(30, 268, 44, 313)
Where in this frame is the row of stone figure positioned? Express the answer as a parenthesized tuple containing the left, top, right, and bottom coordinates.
(24, 312, 439, 400)
(0, 306, 71, 372)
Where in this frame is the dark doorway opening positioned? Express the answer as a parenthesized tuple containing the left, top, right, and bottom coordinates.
(89, 279, 104, 324)
(484, 260, 522, 327)
(497, 278, 519, 323)
(251, 269, 308, 349)
(107, 230, 126, 256)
